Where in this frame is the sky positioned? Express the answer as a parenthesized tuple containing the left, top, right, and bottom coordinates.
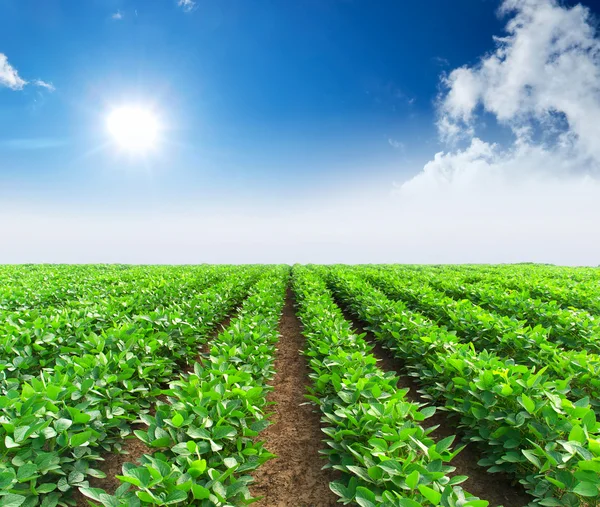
(1, 0, 599, 264)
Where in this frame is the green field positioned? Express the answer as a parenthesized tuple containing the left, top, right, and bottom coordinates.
(1, 264, 599, 507)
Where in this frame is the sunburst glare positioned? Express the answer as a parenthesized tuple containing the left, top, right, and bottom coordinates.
(106, 106, 160, 153)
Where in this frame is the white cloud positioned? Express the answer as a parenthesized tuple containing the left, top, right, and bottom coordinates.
(0, 53, 27, 90)
(395, 0, 600, 263)
(0, 53, 54, 92)
(32, 79, 55, 92)
(112, 11, 123, 20)
(177, 0, 196, 12)
(437, 0, 600, 158)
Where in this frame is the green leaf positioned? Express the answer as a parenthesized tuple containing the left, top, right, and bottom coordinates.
(406, 470, 420, 489)
(54, 418, 72, 432)
(4, 436, 19, 448)
(69, 470, 85, 484)
(355, 486, 377, 507)
(192, 484, 210, 500)
(164, 490, 187, 505)
(36, 483, 58, 494)
(0, 471, 16, 488)
(522, 449, 541, 469)
(13, 426, 30, 443)
(519, 394, 536, 414)
(16, 463, 38, 482)
(150, 437, 171, 448)
(418, 485, 441, 504)
(436, 435, 455, 453)
(572, 481, 599, 497)
(171, 413, 184, 428)
(538, 499, 564, 506)
(136, 492, 155, 504)
(397, 499, 423, 507)
(329, 481, 348, 499)
(0, 495, 26, 507)
(70, 430, 92, 447)
(420, 406, 436, 419)
(212, 426, 236, 440)
(579, 460, 600, 473)
(223, 457, 238, 468)
(569, 425, 586, 444)
(40, 493, 61, 507)
(463, 501, 489, 507)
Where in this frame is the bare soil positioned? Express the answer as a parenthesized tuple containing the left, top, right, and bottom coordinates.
(346, 314, 532, 507)
(250, 288, 339, 507)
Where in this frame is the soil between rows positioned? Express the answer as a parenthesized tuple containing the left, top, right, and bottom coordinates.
(250, 288, 339, 506)
(342, 311, 532, 507)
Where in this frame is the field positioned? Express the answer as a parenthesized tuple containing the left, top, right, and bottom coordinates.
(1, 264, 599, 507)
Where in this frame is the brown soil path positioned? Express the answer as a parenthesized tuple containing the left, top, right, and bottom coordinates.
(346, 314, 532, 507)
(250, 288, 339, 507)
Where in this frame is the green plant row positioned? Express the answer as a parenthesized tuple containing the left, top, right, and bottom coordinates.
(430, 276, 600, 354)
(0, 268, 261, 507)
(324, 267, 600, 506)
(0, 267, 263, 381)
(0, 265, 226, 312)
(359, 267, 600, 416)
(418, 265, 600, 316)
(79, 266, 289, 506)
(392, 266, 600, 345)
(292, 266, 489, 507)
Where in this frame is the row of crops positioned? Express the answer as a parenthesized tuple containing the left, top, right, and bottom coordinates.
(0, 264, 599, 506)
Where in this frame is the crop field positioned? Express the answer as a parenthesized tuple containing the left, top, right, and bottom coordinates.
(0, 264, 599, 507)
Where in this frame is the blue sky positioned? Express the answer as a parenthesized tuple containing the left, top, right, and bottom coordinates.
(1, 0, 600, 263)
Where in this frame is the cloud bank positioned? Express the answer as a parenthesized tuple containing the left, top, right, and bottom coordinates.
(394, 0, 600, 264)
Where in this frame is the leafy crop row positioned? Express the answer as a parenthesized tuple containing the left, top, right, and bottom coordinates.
(390, 266, 600, 349)
(0, 266, 224, 313)
(324, 267, 600, 506)
(292, 266, 488, 507)
(80, 265, 289, 506)
(412, 265, 600, 316)
(0, 266, 263, 506)
(360, 267, 600, 416)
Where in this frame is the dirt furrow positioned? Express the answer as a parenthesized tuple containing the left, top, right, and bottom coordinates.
(250, 288, 339, 507)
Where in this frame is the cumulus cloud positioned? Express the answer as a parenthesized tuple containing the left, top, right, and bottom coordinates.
(177, 0, 196, 12)
(396, 0, 600, 263)
(438, 0, 600, 156)
(112, 11, 123, 20)
(0, 53, 27, 90)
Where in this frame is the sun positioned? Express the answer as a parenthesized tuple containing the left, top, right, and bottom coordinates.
(106, 106, 160, 153)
